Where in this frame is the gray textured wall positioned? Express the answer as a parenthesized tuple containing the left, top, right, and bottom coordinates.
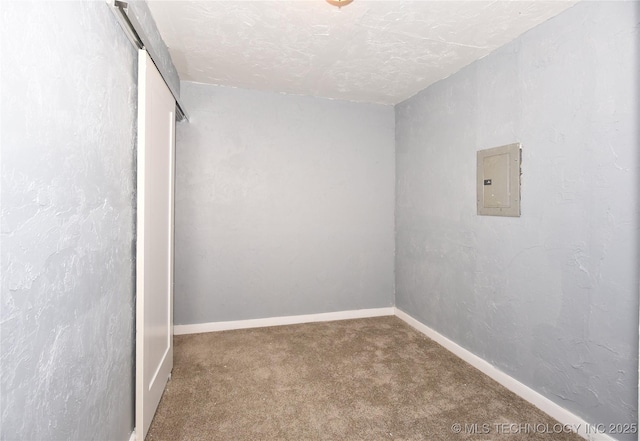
(174, 82, 395, 325)
(395, 1, 638, 438)
(0, 1, 174, 440)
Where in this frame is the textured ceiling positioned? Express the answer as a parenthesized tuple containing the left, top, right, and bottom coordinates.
(147, 0, 577, 105)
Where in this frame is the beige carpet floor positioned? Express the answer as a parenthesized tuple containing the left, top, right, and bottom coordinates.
(146, 316, 582, 441)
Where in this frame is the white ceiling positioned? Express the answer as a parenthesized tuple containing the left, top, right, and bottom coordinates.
(147, 0, 577, 105)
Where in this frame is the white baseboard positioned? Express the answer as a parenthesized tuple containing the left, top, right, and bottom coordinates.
(174, 307, 395, 335)
(128, 430, 135, 441)
(394, 308, 616, 441)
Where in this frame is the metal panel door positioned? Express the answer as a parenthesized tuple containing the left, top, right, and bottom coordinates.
(136, 49, 175, 441)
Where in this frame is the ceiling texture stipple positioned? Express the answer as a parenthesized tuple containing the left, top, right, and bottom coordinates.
(147, 0, 577, 105)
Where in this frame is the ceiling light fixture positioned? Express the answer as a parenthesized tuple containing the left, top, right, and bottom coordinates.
(326, 0, 353, 8)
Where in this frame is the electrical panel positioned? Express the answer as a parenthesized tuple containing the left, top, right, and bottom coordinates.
(477, 143, 521, 217)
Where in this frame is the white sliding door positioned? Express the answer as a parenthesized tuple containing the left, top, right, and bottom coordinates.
(136, 49, 175, 441)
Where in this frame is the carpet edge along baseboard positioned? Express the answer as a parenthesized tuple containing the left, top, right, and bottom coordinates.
(173, 307, 395, 335)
